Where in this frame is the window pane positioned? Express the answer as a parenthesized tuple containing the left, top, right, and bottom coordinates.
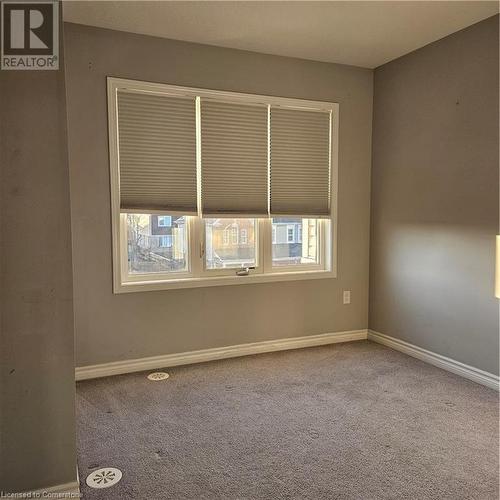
(157, 215, 172, 227)
(126, 214, 188, 274)
(272, 218, 319, 267)
(205, 218, 257, 269)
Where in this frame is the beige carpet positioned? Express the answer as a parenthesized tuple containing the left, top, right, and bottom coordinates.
(76, 340, 499, 499)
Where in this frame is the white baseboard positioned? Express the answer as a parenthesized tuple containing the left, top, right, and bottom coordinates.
(368, 329, 499, 391)
(76, 329, 368, 381)
(25, 480, 80, 497)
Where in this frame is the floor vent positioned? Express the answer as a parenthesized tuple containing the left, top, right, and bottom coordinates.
(147, 372, 170, 381)
(86, 467, 122, 489)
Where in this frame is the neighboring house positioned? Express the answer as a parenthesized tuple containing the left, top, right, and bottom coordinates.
(272, 218, 302, 261)
(206, 218, 318, 268)
(151, 215, 184, 253)
(206, 219, 255, 268)
(272, 218, 317, 265)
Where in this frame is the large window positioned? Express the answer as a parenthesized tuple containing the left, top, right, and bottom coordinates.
(109, 78, 338, 292)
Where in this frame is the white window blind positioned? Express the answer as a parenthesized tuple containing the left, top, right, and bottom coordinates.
(270, 107, 331, 217)
(117, 90, 197, 213)
(200, 99, 269, 217)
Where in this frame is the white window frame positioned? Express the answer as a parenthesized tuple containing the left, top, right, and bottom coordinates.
(108, 77, 339, 293)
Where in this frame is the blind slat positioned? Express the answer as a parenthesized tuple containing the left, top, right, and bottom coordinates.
(270, 107, 331, 217)
(117, 91, 197, 213)
(200, 99, 268, 217)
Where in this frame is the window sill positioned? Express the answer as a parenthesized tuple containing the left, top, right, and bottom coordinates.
(115, 269, 336, 293)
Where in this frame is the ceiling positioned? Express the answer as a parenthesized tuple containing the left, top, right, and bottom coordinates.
(63, 1, 499, 68)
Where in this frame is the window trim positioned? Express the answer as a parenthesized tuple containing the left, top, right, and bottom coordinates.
(108, 77, 339, 293)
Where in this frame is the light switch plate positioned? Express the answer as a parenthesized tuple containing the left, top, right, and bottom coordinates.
(343, 290, 351, 304)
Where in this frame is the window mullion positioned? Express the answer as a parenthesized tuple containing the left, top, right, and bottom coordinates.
(262, 218, 272, 274)
(262, 104, 272, 275)
(192, 96, 204, 279)
(119, 214, 129, 282)
(189, 216, 203, 278)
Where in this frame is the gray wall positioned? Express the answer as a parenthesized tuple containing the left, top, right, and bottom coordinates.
(0, 17, 77, 493)
(370, 16, 499, 375)
(63, 23, 373, 367)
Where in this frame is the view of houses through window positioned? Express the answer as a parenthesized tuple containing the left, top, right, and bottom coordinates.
(127, 214, 187, 274)
(272, 218, 319, 266)
(126, 215, 321, 275)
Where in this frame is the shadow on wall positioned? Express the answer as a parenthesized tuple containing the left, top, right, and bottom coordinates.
(370, 221, 499, 374)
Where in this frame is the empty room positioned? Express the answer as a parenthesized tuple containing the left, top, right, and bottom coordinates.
(1, 1, 499, 498)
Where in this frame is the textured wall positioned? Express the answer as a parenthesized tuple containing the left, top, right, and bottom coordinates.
(63, 23, 373, 367)
(370, 16, 499, 374)
(0, 17, 76, 493)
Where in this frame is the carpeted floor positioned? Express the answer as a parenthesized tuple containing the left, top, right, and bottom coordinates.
(76, 340, 499, 499)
